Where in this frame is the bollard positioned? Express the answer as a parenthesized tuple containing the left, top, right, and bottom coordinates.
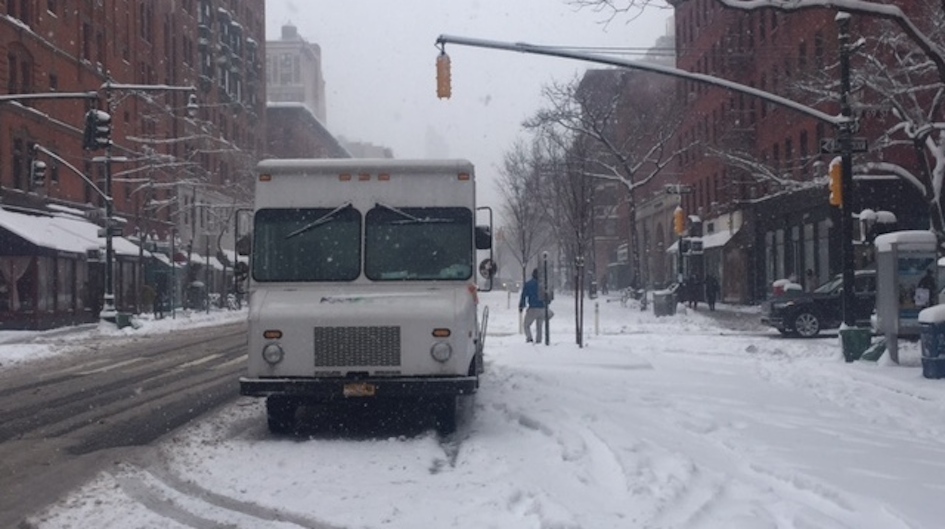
(595, 301, 599, 336)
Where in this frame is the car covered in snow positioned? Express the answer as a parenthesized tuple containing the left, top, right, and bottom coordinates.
(761, 270, 876, 337)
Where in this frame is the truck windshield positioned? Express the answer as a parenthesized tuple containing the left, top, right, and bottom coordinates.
(365, 206, 473, 281)
(252, 206, 361, 282)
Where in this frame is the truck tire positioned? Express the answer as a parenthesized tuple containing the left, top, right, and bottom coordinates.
(433, 396, 457, 436)
(266, 395, 297, 434)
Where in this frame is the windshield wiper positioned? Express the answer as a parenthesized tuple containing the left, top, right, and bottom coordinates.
(375, 202, 451, 224)
(285, 202, 353, 240)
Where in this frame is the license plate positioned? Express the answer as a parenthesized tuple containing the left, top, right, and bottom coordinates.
(343, 382, 376, 397)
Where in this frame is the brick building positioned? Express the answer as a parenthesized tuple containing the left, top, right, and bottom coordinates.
(0, 0, 266, 328)
(668, 0, 930, 303)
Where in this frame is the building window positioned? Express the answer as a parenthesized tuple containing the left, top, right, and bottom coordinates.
(814, 32, 825, 69)
(800, 130, 809, 162)
(12, 138, 25, 190)
(82, 23, 92, 61)
(8, 0, 30, 24)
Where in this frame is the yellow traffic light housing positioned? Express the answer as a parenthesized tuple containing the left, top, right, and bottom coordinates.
(829, 160, 843, 207)
(436, 50, 451, 99)
(674, 206, 686, 236)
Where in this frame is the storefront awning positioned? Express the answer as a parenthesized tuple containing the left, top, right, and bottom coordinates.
(0, 206, 143, 257)
(666, 228, 740, 254)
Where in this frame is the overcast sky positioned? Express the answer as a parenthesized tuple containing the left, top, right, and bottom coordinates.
(264, 1, 673, 209)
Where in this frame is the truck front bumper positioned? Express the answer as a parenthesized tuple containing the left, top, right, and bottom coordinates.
(240, 375, 478, 400)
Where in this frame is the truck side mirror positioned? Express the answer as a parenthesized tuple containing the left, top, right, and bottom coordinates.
(236, 234, 252, 256)
(475, 225, 491, 250)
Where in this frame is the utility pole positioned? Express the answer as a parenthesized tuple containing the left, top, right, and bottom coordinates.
(838, 12, 856, 328)
(96, 79, 197, 323)
(543, 251, 550, 346)
(836, 12, 872, 362)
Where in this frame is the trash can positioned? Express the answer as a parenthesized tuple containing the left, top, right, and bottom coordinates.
(115, 312, 133, 329)
(839, 327, 871, 363)
(652, 290, 676, 317)
(919, 314, 945, 379)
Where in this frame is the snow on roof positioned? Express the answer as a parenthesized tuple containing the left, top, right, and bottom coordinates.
(0, 206, 142, 257)
(874, 230, 937, 252)
(699, 228, 738, 249)
(666, 227, 739, 253)
(919, 304, 945, 324)
(188, 251, 229, 271)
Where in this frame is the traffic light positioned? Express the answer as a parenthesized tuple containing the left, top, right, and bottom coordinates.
(30, 159, 47, 187)
(82, 109, 112, 151)
(187, 93, 199, 117)
(674, 206, 686, 236)
(829, 160, 843, 207)
(436, 51, 451, 99)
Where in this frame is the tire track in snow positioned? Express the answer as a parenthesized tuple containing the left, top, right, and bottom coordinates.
(111, 462, 342, 529)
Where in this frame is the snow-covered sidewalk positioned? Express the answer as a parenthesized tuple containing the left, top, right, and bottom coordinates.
(16, 290, 945, 529)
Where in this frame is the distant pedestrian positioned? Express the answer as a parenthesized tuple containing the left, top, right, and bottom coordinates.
(916, 268, 937, 308)
(704, 274, 719, 311)
(805, 268, 816, 292)
(687, 274, 701, 310)
(519, 268, 554, 343)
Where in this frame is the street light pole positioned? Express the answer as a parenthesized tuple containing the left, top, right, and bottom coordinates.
(93, 78, 196, 323)
(100, 128, 117, 322)
(838, 12, 857, 329)
(543, 251, 550, 346)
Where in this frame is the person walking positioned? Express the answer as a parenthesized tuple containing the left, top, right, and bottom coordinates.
(519, 268, 553, 343)
(687, 274, 701, 310)
(916, 268, 937, 308)
(704, 274, 720, 311)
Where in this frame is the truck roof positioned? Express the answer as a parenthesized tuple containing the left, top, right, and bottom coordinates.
(253, 158, 477, 210)
(257, 158, 474, 177)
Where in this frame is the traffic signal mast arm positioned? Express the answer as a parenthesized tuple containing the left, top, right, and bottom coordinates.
(434, 34, 848, 127)
(32, 144, 110, 202)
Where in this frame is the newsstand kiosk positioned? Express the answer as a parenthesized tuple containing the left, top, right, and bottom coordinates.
(874, 230, 940, 367)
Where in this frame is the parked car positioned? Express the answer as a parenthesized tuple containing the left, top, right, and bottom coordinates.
(761, 270, 876, 337)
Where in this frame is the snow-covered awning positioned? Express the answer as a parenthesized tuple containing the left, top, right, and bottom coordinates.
(0, 206, 142, 257)
(666, 228, 740, 254)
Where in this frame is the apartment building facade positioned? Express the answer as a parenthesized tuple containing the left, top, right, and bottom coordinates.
(669, 0, 930, 302)
(0, 0, 266, 328)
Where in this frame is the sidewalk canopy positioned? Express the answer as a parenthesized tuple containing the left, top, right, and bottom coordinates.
(666, 228, 740, 254)
(0, 205, 143, 257)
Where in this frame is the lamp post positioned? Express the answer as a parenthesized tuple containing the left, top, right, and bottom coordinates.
(837, 13, 856, 330)
(543, 251, 550, 346)
(90, 79, 196, 323)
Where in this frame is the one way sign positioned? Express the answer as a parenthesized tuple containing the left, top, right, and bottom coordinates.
(819, 137, 868, 154)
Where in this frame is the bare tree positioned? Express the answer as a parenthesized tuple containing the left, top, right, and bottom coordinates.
(497, 140, 553, 283)
(570, 0, 945, 236)
(525, 71, 687, 290)
(529, 128, 598, 346)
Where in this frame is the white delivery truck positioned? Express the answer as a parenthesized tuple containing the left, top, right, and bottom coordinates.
(240, 159, 493, 434)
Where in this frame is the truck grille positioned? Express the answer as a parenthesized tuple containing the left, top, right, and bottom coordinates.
(313, 326, 401, 367)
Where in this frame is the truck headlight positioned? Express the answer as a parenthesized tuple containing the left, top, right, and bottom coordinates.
(430, 341, 452, 363)
(262, 343, 284, 365)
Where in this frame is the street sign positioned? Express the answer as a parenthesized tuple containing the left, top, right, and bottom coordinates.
(665, 184, 694, 195)
(819, 137, 868, 154)
(97, 227, 123, 237)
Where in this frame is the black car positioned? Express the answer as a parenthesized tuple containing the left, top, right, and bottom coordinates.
(761, 271, 876, 337)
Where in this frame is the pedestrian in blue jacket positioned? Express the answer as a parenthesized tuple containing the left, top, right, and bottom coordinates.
(519, 268, 553, 343)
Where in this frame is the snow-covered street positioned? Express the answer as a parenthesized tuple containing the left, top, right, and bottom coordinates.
(10, 289, 945, 529)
